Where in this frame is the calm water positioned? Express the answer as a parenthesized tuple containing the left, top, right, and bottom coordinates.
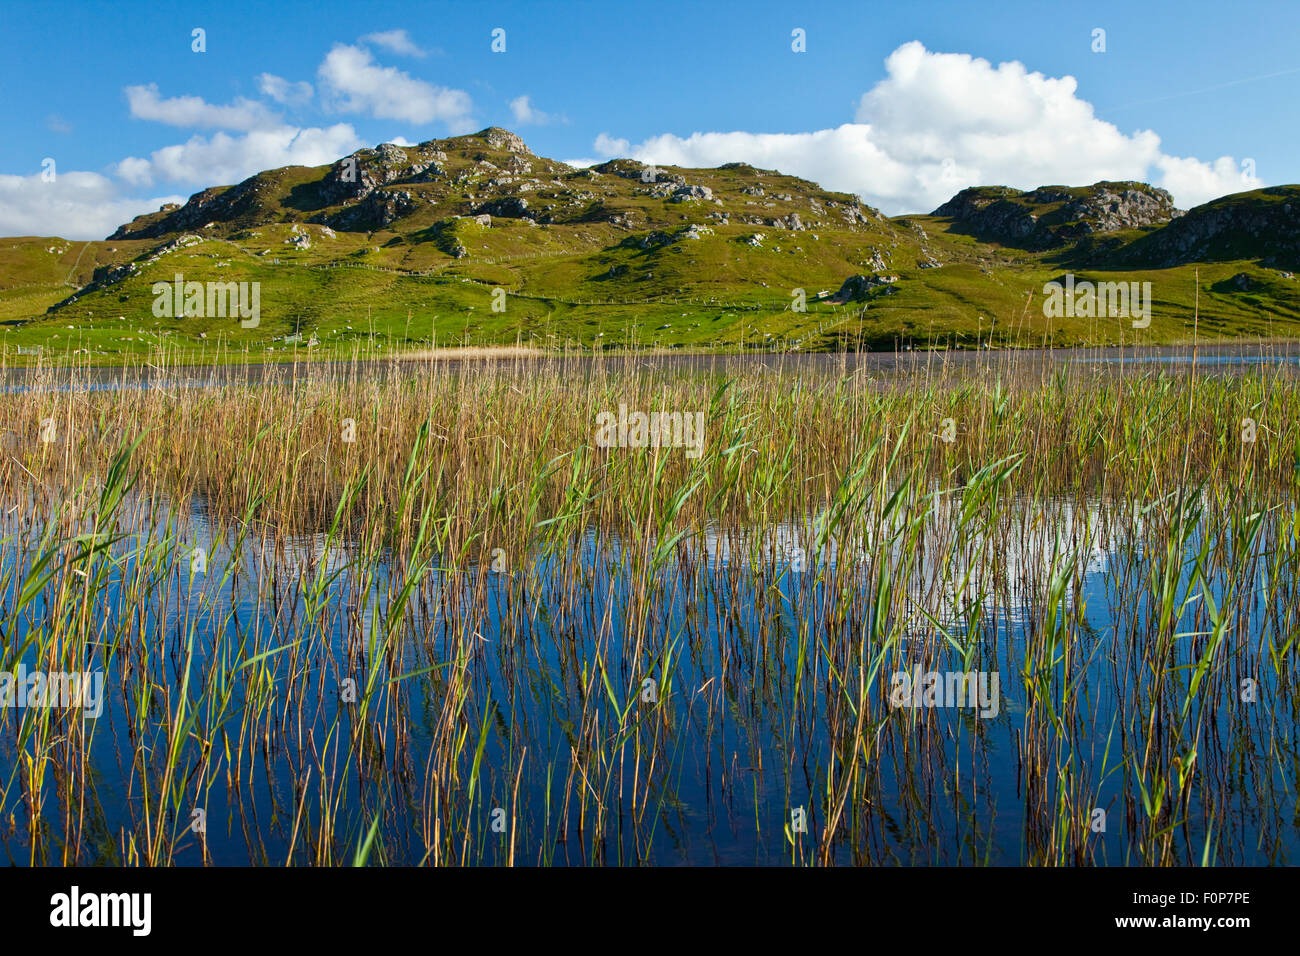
(5, 344, 1300, 394)
(1, 491, 1292, 865)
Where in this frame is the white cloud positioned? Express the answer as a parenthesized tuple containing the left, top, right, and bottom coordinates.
(115, 157, 153, 186)
(257, 73, 314, 106)
(317, 44, 471, 127)
(584, 42, 1261, 214)
(611, 125, 908, 199)
(1154, 154, 1260, 208)
(561, 133, 633, 168)
(359, 29, 426, 58)
(113, 123, 362, 187)
(0, 170, 184, 241)
(509, 95, 563, 126)
(125, 83, 279, 131)
(594, 133, 631, 156)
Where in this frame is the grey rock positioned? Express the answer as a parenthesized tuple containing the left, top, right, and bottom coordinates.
(479, 127, 533, 155)
(835, 273, 899, 302)
(933, 181, 1180, 250)
(321, 189, 419, 230)
(473, 196, 534, 219)
(1112, 189, 1300, 269)
(669, 184, 713, 203)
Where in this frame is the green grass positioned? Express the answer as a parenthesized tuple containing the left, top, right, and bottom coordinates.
(2, 129, 1298, 363)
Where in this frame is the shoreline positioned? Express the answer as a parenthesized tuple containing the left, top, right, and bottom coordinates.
(4, 341, 1300, 391)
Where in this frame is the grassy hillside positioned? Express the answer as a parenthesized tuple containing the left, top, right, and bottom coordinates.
(2, 128, 1299, 363)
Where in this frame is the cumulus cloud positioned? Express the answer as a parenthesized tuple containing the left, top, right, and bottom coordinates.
(114, 123, 362, 187)
(594, 133, 631, 156)
(509, 95, 564, 126)
(584, 41, 1261, 213)
(317, 43, 471, 128)
(1154, 154, 1260, 207)
(564, 133, 633, 167)
(115, 156, 153, 185)
(359, 29, 426, 58)
(257, 73, 314, 106)
(0, 170, 184, 241)
(125, 83, 280, 131)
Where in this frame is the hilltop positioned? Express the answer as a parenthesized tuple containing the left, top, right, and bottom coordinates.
(1106, 186, 1300, 269)
(932, 182, 1181, 251)
(2, 127, 1299, 361)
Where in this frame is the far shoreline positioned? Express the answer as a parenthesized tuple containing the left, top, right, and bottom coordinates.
(6, 340, 1300, 391)
(7, 337, 1300, 372)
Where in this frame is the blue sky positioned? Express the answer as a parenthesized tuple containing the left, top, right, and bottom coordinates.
(3, 0, 1298, 238)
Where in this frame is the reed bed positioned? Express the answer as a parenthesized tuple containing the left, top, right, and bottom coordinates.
(0, 348, 1296, 865)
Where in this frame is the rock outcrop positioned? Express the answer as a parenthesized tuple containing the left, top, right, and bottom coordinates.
(316, 189, 419, 230)
(110, 177, 270, 240)
(835, 273, 899, 302)
(478, 127, 533, 155)
(669, 184, 713, 203)
(473, 196, 534, 220)
(53, 260, 140, 307)
(933, 182, 1181, 250)
(1109, 187, 1300, 269)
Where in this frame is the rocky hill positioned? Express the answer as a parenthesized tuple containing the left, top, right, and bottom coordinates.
(2, 128, 1299, 357)
(111, 127, 885, 243)
(1105, 186, 1300, 269)
(931, 182, 1180, 250)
